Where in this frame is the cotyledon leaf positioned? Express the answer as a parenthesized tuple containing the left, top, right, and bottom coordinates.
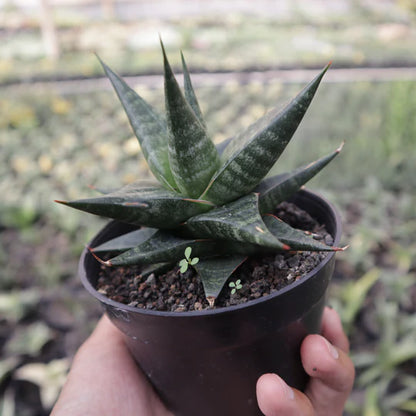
(97, 56, 177, 191)
(95, 231, 219, 266)
(258, 143, 344, 214)
(181, 51, 206, 128)
(55, 182, 213, 229)
(184, 193, 289, 250)
(93, 227, 157, 252)
(161, 41, 220, 198)
(194, 255, 247, 306)
(201, 63, 331, 205)
(263, 215, 344, 252)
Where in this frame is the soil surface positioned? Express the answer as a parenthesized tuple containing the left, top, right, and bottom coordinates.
(96, 202, 333, 312)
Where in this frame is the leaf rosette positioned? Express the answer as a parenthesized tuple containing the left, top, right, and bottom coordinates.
(57, 42, 345, 305)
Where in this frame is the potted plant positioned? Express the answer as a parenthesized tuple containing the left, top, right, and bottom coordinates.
(56, 42, 345, 416)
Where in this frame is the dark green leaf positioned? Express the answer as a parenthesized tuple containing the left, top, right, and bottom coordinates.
(185, 193, 288, 250)
(258, 143, 343, 214)
(97, 56, 177, 191)
(102, 231, 218, 266)
(263, 215, 339, 251)
(181, 51, 206, 127)
(93, 227, 157, 252)
(161, 41, 220, 198)
(201, 64, 331, 205)
(56, 182, 213, 228)
(194, 255, 247, 302)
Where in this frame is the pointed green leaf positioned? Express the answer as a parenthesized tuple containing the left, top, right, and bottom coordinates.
(194, 255, 247, 301)
(161, 41, 220, 198)
(258, 143, 343, 214)
(185, 193, 288, 250)
(181, 51, 206, 127)
(56, 182, 213, 228)
(103, 231, 218, 266)
(93, 227, 157, 252)
(201, 64, 331, 205)
(263, 215, 339, 251)
(97, 56, 177, 191)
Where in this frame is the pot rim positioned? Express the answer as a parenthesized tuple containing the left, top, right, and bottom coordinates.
(79, 189, 342, 318)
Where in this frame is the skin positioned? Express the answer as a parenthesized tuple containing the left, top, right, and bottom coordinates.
(51, 307, 354, 416)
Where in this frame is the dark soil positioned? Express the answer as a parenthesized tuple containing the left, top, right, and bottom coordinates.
(96, 202, 334, 312)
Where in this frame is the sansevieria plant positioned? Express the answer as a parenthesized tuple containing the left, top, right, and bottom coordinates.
(56, 42, 345, 306)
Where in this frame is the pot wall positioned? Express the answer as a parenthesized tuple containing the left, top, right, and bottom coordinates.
(79, 190, 342, 416)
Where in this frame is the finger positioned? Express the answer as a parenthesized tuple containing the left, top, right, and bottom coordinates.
(321, 306, 350, 353)
(83, 314, 124, 346)
(301, 334, 355, 416)
(256, 373, 314, 416)
(52, 316, 171, 416)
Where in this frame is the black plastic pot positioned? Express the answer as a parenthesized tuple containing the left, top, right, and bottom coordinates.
(79, 189, 342, 416)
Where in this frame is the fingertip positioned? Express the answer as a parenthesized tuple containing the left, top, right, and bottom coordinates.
(301, 334, 355, 393)
(87, 315, 124, 348)
(322, 306, 350, 353)
(256, 374, 295, 414)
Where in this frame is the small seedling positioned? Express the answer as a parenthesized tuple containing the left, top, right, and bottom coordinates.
(179, 246, 199, 273)
(229, 279, 243, 295)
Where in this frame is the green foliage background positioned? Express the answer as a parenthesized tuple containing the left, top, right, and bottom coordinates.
(1, 1, 416, 415)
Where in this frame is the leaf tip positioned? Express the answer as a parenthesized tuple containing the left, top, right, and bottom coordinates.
(54, 199, 68, 205)
(88, 246, 112, 266)
(337, 244, 350, 252)
(206, 296, 215, 308)
(336, 141, 345, 153)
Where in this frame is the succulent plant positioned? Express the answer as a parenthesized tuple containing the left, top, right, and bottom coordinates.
(56, 42, 345, 306)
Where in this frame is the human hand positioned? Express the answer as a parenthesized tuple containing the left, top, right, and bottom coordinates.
(51, 315, 173, 416)
(256, 306, 355, 415)
(52, 306, 353, 416)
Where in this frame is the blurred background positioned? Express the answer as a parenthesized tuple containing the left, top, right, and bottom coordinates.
(1, 0, 416, 414)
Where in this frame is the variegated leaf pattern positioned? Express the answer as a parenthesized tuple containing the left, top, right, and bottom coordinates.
(201, 64, 331, 204)
(185, 193, 288, 250)
(258, 143, 343, 214)
(98, 57, 177, 191)
(194, 255, 247, 303)
(56, 182, 213, 228)
(102, 231, 218, 266)
(162, 41, 220, 198)
(93, 227, 157, 252)
(58, 47, 341, 300)
(263, 215, 339, 251)
(181, 51, 206, 127)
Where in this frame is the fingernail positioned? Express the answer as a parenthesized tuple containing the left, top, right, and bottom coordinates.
(325, 338, 339, 359)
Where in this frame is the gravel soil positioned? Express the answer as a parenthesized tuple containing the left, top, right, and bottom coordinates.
(96, 202, 333, 312)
